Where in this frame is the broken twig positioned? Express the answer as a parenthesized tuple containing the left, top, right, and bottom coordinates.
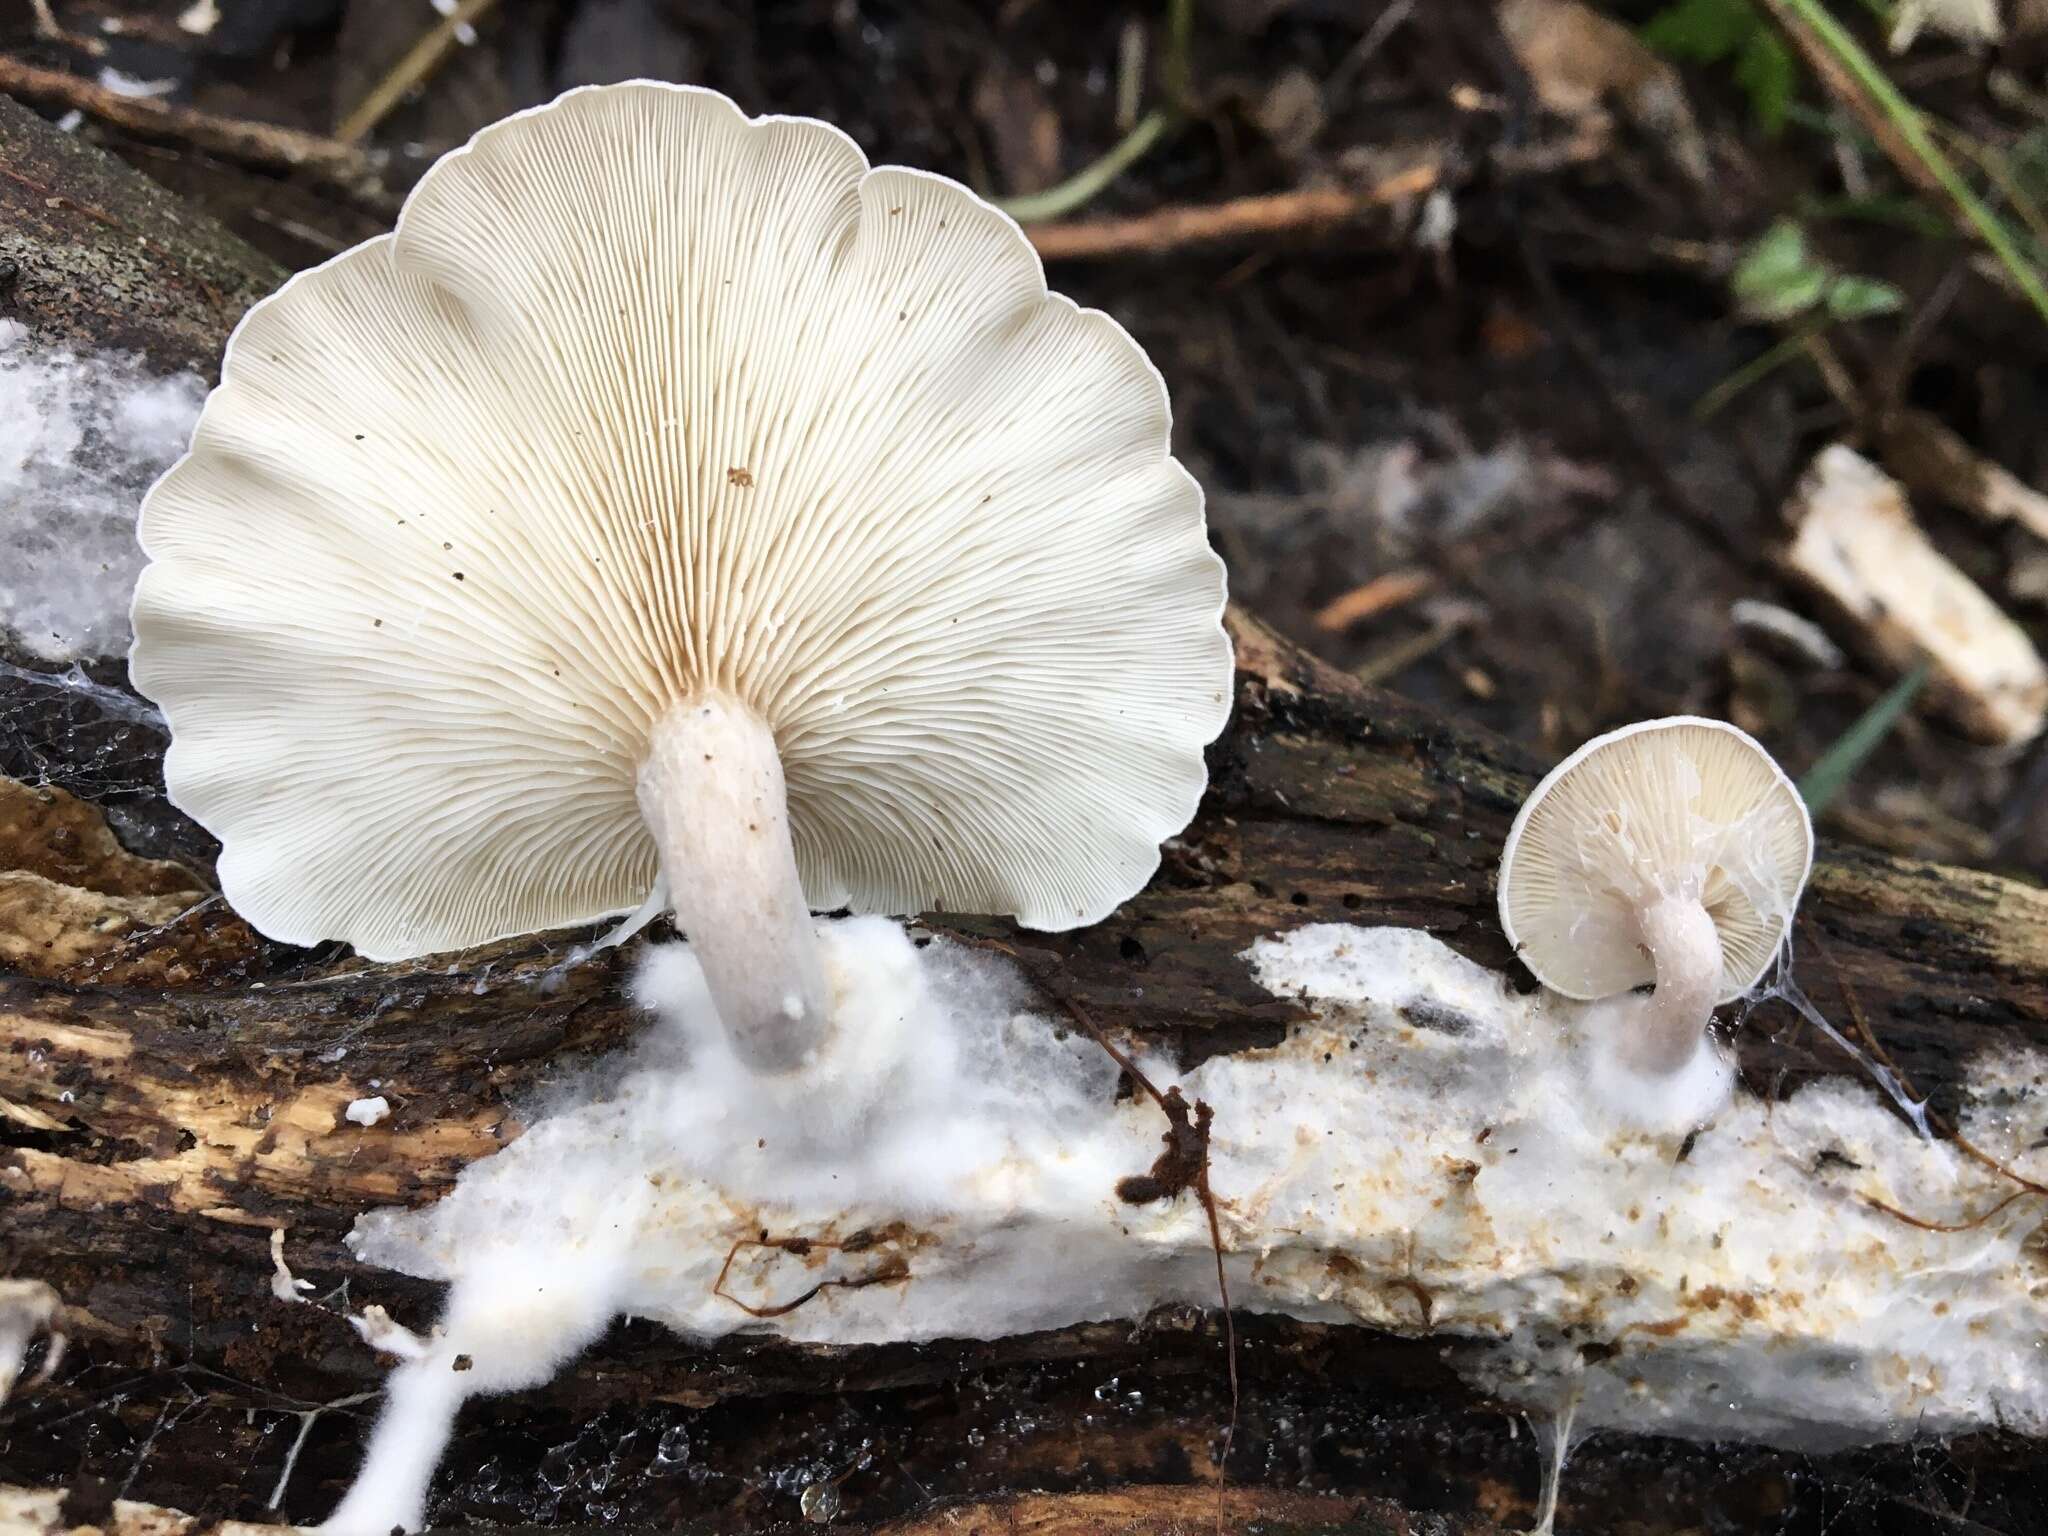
(1026, 162, 1441, 261)
(0, 57, 377, 189)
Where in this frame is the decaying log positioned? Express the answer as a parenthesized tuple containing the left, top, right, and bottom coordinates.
(0, 92, 283, 373)
(5, 90, 2048, 1536)
(0, 1483, 1499, 1536)
(6, 609, 2047, 1530)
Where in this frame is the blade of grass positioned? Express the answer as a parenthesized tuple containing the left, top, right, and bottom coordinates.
(996, 0, 1192, 225)
(1764, 0, 2048, 327)
(1695, 329, 1815, 420)
(1799, 660, 1933, 813)
(997, 111, 1171, 223)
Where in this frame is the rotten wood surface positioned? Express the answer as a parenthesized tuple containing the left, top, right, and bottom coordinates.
(0, 92, 283, 373)
(0, 1483, 1499, 1536)
(10, 604, 2048, 1346)
(4, 87, 2047, 1536)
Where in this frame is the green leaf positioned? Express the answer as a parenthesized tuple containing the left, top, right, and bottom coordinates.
(1798, 662, 1931, 815)
(1825, 274, 1906, 319)
(1732, 221, 1827, 319)
(1642, 0, 1757, 62)
(1735, 28, 1798, 135)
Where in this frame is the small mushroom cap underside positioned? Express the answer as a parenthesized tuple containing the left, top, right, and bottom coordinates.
(131, 82, 1232, 963)
(1497, 717, 1813, 1004)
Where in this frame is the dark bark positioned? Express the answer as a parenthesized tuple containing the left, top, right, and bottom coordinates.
(3, 93, 2046, 1536)
(0, 92, 283, 373)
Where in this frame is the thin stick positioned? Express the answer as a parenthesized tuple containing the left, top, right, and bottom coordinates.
(1858, 1188, 2029, 1232)
(334, 0, 505, 146)
(1055, 996, 1240, 1496)
(1027, 161, 1441, 261)
(0, 57, 375, 186)
(1694, 328, 1818, 422)
(1353, 615, 1467, 687)
(1312, 567, 1437, 632)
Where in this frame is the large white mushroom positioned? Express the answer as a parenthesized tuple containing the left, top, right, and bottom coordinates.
(1497, 717, 1813, 1125)
(131, 83, 1231, 1074)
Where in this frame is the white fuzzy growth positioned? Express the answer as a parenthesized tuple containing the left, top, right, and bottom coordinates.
(0, 323, 203, 661)
(349, 1305, 433, 1361)
(1246, 926, 2048, 1447)
(345, 1095, 391, 1127)
(1575, 994, 1735, 1130)
(335, 921, 2048, 1528)
(331, 918, 1124, 1530)
(94, 67, 178, 99)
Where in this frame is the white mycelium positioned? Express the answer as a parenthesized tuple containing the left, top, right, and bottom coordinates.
(328, 921, 2048, 1532)
(0, 320, 204, 662)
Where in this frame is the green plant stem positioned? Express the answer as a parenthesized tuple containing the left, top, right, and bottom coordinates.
(1799, 661, 1933, 814)
(997, 110, 1171, 223)
(995, 0, 1193, 225)
(1926, 119, 2048, 262)
(1694, 327, 1816, 419)
(1770, 0, 2048, 326)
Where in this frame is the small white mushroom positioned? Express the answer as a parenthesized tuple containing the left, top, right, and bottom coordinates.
(270, 1226, 315, 1304)
(1498, 717, 1813, 1112)
(131, 83, 1232, 1077)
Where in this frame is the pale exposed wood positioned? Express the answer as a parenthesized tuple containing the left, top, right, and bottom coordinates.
(1781, 444, 2048, 745)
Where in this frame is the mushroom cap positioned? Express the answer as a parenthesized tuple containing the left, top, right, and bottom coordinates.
(131, 83, 1231, 962)
(1496, 717, 1813, 1004)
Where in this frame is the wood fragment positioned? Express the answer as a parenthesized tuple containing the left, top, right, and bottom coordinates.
(1781, 444, 2048, 745)
(1025, 160, 1442, 260)
(1877, 406, 2048, 545)
(1312, 568, 1438, 632)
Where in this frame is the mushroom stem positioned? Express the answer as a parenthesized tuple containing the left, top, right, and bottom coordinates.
(637, 696, 830, 1074)
(1626, 893, 1725, 1076)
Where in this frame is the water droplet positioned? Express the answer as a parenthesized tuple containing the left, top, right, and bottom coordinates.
(537, 1445, 578, 1493)
(654, 1424, 691, 1467)
(800, 1480, 841, 1523)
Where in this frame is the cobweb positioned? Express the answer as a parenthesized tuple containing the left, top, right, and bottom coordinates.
(0, 321, 206, 851)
